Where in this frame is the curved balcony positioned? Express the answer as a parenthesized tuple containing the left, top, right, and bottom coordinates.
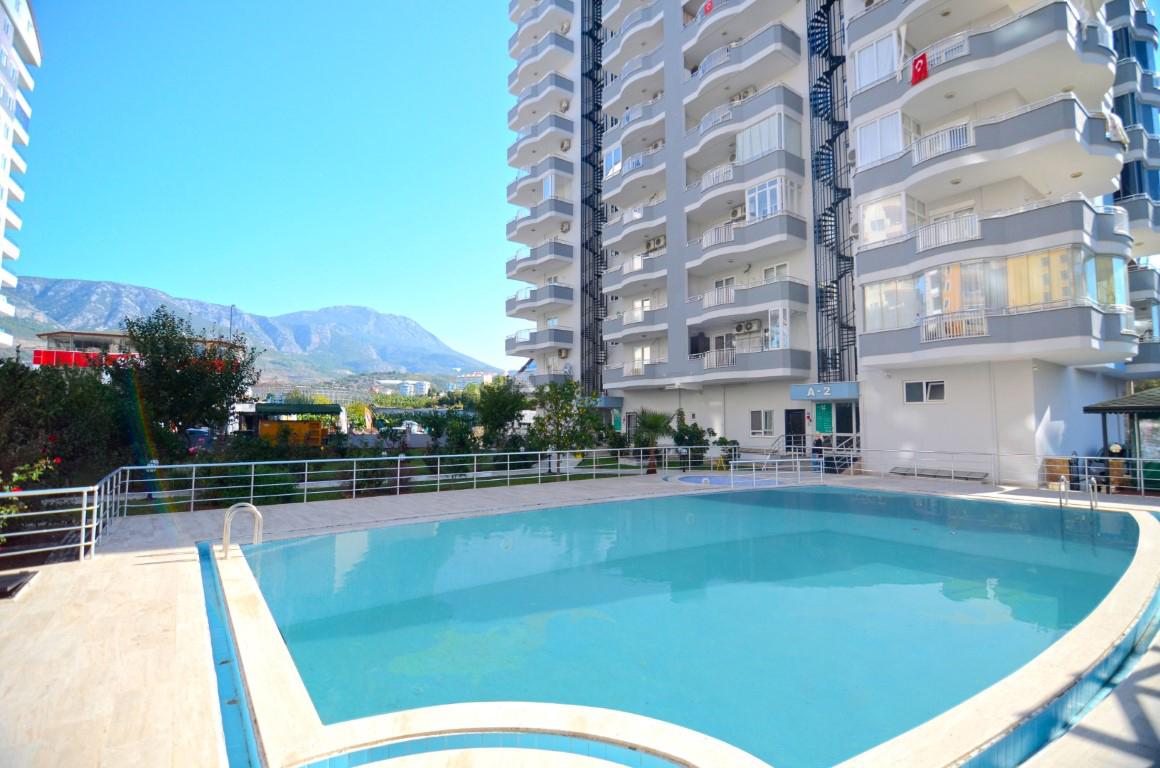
(687, 213, 808, 276)
(507, 197, 574, 245)
(604, 1, 663, 73)
(1130, 264, 1160, 304)
(682, 0, 796, 62)
(856, 197, 1132, 279)
(529, 371, 572, 387)
(508, 113, 574, 169)
(508, 155, 575, 206)
(685, 151, 806, 221)
(860, 303, 1137, 369)
(507, 239, 574, 282)
(683, 24, 801, 121)
(1117, 58, 1160, 107)
(509, 73, 574, 131)
(506, 283, 575, 319)
(509, 0, 536, 23)
(685, 278, 810, 328)
(848, 0, 1020, 48)
(1120, 194, 1160, 254)
(509, 0, 575, 57)
(603, 199, 667, 250)
(604, 49, 664, 117)
(1125, 124, 1160, 167)
(682, 346, 812, 385)
(1120, 340, 1160, 379)
(852, 96, 1124, 205)
(603, 249, 668, 294)
(603, 304, 669, 341)
(850, 2, 1115, 128)
(603, 0, 650, 34)
(604, 94, 665, 150)
(506, 326, 575, 356)
(603, 358, 670, 388)
(603, 143, 666, 207)
(685, 83, 803, 164)
(509, 32, 575, 95)
(1106, 0, 1159, 41)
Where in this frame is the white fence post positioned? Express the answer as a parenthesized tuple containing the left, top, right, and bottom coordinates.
(78, 489, 88, 561)
(249, 464, 255, 504)
(303, 461, 309, 503)
(189, 466, 197, 513)
(352, 460, 359, 499)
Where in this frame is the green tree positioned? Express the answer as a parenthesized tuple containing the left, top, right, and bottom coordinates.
(346, 401, 371, 432)
(632, 408, 674, 448)
(476, 377, 528, 449)
(527, 380, 603, 462)
(113, 306, 260, 453)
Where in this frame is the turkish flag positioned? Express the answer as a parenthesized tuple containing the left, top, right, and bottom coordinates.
(911, 52, 928, 85)
(704, 0, 713, 14)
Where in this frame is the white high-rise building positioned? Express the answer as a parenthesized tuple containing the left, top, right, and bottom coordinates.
(0, 0, 39, 347)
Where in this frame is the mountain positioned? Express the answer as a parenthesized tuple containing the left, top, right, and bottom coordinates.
(4, 277, 498, 382)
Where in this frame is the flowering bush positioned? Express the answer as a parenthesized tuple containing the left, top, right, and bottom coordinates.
(0, 458, 57, 543)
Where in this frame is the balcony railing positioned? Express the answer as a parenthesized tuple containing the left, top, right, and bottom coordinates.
(697, 103, 733, 135)
(701, 221, 735, 248)
(689, 45, 733, 81)
(702, 285, 736, 309)
(912, 123, 974, 164)
(1096, 204, 1131, 236)
(684, 0, 743, 29)
(920, 309, 989, 343)
(923, 33, 970, 69)
(700, 163, 734, 191)
(697, 348, 737, 369)
(914, 214, 981, 252)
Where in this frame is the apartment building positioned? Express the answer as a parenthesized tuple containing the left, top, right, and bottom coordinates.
(846, 0, 1154, 465)
(0, 0, 39, 347)
(506, 0, 590, 388)
(595, 0, 821, 441)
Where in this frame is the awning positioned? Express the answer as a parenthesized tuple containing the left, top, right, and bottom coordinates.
(1082, 388, 1160, 416)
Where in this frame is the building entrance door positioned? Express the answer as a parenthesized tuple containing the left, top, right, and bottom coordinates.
(785, 409, 806, 452)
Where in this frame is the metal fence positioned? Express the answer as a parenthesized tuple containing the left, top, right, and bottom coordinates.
(7, 445, 1160, 564)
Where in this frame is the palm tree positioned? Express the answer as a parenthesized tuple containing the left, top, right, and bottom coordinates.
(632, 408, 674, 474)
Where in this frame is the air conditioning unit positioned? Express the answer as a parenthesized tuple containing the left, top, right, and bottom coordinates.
(646, 235, 666, 251)
(649, 140, 664, 152)
(728, 152, 737, 163)
(560, 221, 572, 233)
(735, 323, 746, 333)
(730, 205, 746, 221)
(559, 21, 571, 34)
(560, 139, 572, 152)
(847, 146, 857, 163)
(739, 87, 756, 100)
(730, 92, 746, 105)
(560, 99, 571, 112)
(744, 319, 762, 332)
(558, 348, 570, 358)
(849, 221, 860, 238)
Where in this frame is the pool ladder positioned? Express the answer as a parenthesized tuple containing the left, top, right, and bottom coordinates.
(221, 503, 264, 559)
(1058, 475, 1100, 512)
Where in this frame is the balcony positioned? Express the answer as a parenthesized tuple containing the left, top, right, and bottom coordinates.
(509, 0, 575, 57)
(507, 239, 574, 281)
(1120, 195, 1160, 254)
(856, 197, 1132, 278)
(682, 0, 796, 61)
(685, 83, 803, 164)
(687, 344, 811, 382)
(508, 113, 574, 168)
(603, 248, 667, 294)
(684, 150, 806, 220)
(685, 278, 810, 328)
(683, 24, 801, 120)
(508, 155, 574, 206)
(1107, 0, 1159, 40)
(509, 73, 574, 131)
(687, 212, 808, 276)
(507, 197, 574, 245)
(848, 0, 1021, 48)
(529, 371, 572, 387)
(603, 1, 663, 73)
(506, 283, 575, 319)
(603, 357, 669, 387)
(850, 2, 1115, 128)
(604, 94, 665, 155)
(860, 302, 1137, 369)
(603, 142, 666, 206)
(1116, 58, 1160, 108)
(509, 32, 575, 95)
(603, 198, 667, 249)
(852, 96, 1124, 205)
(506, 326, 575, 356)
(1120, 339, 1160, 378)
(604, 49, 664, 116)
(603, 304, 668, 341)
(1123, 124, 1160, 167)
(1130, 265, 1160, 304)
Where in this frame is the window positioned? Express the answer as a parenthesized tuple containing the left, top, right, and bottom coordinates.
(856, 112, 902, 166)
(750, 409, 775, 437)
(736, 112, 802, 163)
(855, 33, 897, 91)
(746, 176, 801, 222)
(768, 306, 790, 349)
(546, 316, 560, 327)
(860, 194, 904, 243)
(905, 380, 945, 403)
(603, 145, 622, 179)
(764, 263, 789, 282)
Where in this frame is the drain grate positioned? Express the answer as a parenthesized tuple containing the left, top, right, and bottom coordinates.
(0, 571, 35, 600)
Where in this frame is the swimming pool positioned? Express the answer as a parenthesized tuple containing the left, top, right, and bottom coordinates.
(238, 487, 1141, 767)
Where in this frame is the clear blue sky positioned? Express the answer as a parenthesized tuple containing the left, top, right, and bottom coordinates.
(20, 2, 527, 370)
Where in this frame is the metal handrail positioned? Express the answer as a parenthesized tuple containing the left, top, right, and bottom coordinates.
(1058, 475, 1068, 508)
(221, 503, 264, 559)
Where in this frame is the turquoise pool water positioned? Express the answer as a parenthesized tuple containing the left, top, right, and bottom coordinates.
(243, 488, 1138, 767)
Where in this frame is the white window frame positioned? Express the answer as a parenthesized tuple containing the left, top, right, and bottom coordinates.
(750, 409, 776, 437)
(855, 33, 898, 92)
(904, 380, 946, 404)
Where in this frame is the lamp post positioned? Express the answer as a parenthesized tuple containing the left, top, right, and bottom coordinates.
(228, 304, 235, 338)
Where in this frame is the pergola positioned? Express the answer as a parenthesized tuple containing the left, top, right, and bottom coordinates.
(1082, 388, 1160, 456)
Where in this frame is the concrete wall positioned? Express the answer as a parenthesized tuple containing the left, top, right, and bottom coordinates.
(621, 380, 802, 447)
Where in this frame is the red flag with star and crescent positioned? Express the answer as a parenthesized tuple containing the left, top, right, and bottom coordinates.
(911, 52, 928, 85)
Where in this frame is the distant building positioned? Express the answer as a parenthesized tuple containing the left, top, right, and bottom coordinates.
(0, 0, 41, 347)
(398, 380, 431, 397)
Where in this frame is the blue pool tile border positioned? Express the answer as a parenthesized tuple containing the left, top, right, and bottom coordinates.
(197, 542, 262, 768)
(964, 582, 1160, 768)
(299, 731, 686, 768)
